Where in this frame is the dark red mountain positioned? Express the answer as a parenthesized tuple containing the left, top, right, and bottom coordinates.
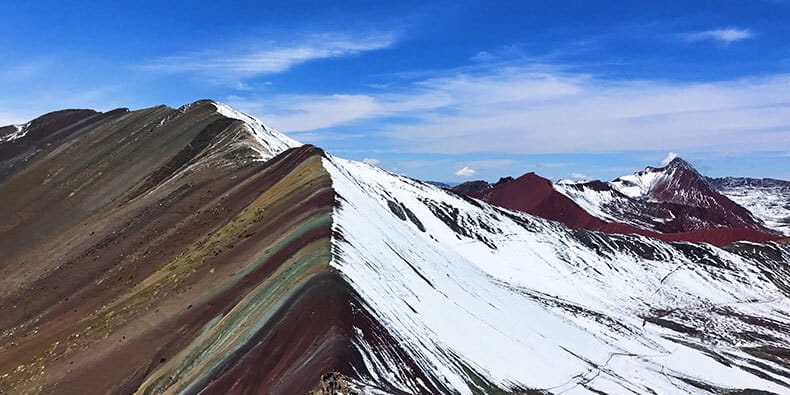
(454, 170, 783, 247)
(607, 158, 766, 232)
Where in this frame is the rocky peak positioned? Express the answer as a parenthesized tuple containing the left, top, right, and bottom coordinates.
(663, 156, 696, 172)
(451, 180, 491, 196)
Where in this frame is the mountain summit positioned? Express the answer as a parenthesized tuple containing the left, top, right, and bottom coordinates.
(612, 156, 708, 202)
(664, 156, 696, 171)
(1, 102, 789, 394)
(551, 156, 775, 237)
(454, 162, 780, 246)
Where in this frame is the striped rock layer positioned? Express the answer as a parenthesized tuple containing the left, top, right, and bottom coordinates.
(0, 102, 414, 394)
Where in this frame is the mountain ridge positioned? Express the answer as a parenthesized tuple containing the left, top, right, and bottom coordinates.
(2, 101, 789, 394)
(453, 166, 782, 246)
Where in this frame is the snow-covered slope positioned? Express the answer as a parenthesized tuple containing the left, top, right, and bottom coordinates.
(554, 181, 621, 221)
(325, 155, 790, 393)
(710, 177, 790, 236)
(611, 167, 665, 200)
(554, 180, 677, 229)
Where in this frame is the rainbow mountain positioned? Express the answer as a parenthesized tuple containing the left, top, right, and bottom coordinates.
(1, 100, 789, 394)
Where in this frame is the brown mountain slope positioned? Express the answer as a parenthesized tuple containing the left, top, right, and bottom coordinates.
(0, 102, 438, 394)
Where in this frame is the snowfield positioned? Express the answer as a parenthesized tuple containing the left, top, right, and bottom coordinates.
(324, 155, 790, 394)
(715, 181, 790, 236)
(553, 181, 678, 230)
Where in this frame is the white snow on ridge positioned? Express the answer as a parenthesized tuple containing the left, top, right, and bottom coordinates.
(324, 155, 790, 394)
(556, 178, 583, 185)
(211, 101, 301, 159)
(0, 123, 30, 143)
(554, 183, 624, 223)
(553, 182, 675, 230)
(611, 168, 664, 199)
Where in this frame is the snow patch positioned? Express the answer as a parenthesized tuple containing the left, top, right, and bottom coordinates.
(554, 183, 623, 223)
(0, 123, 30, 143)
(611, 168, 665, 199)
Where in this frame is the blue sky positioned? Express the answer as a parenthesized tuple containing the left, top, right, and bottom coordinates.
(1, 0, 788, 182)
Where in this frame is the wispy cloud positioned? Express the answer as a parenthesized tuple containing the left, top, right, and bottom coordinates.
(232, 64, 790, 156)
(682, 27, 754, 44)
(363, 157, 381, 166)
(570, 172, 591, 181)
(225, 89, 451, 132)
(382, 70, 790, 154)
(142, 33, 397, 83)
(661, 152, 681, 166)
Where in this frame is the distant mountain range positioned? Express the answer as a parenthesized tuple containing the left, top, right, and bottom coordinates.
(453, 157, 788, 247)
(1, 101, 789, 394)
(707, 176, 790, 236)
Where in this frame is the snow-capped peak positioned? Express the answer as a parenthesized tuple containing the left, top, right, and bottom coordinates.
(663, 156, 696, 172)
(208, 100, 301, 159)
(550, 156, 773, 235)
(610, 156, 700, 200)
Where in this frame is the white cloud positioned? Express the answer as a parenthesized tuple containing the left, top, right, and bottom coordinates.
(142, 33, 396, 82)
(683, 28, 754, 44)
(263, 94, 381, 131)
(661, 152, 681, 166)
(227, 65, 790, 156)
(455, 166, 478, 177)
(375, 70, 790, 154)
(225, 89, 451, 132)
(570, 172, 590, 181)
(363, 158, 381, 166)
